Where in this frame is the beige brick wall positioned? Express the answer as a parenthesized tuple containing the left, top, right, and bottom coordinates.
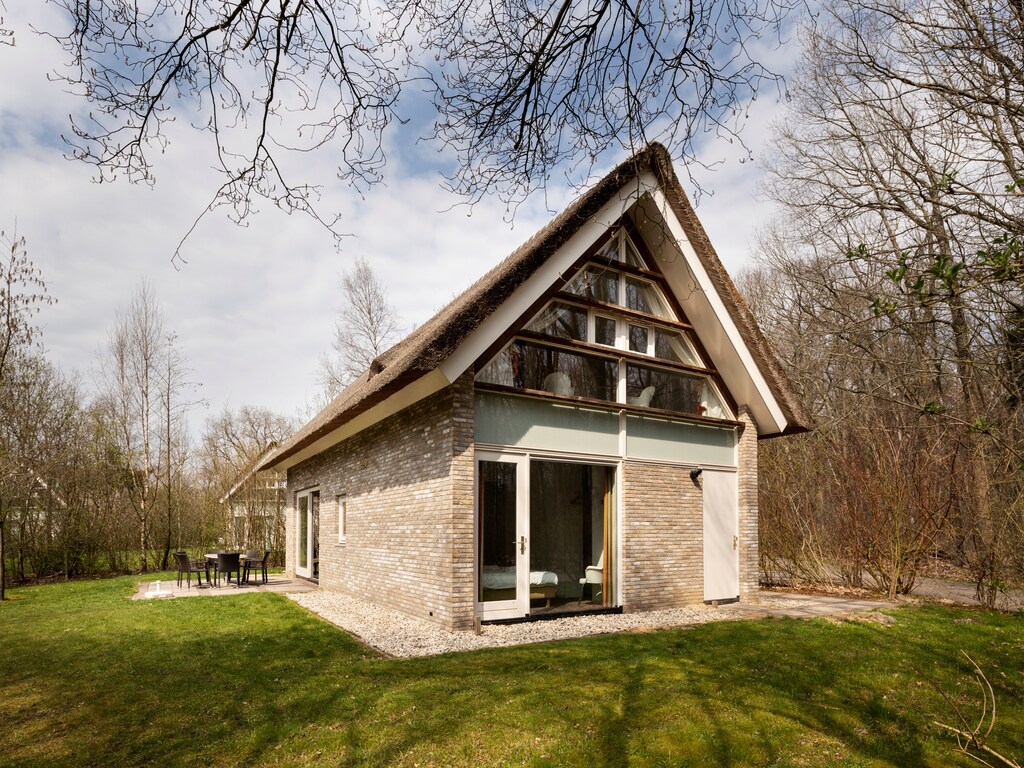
(737, 406, 760, 596)
(285, 377, 758, 625)
(285, 371, 476, 630)
(621, 462, 704, 610)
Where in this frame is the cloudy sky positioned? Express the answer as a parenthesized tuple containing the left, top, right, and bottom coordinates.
(0, 3, 795, 436)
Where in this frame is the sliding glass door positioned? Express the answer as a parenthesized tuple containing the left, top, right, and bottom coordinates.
(477, 454, 616, 620)
(530, 460, 616, 609)
(296, 488, 320, 580)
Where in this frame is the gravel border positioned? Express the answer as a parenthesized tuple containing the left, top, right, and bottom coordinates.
(287, 592, 807, 657)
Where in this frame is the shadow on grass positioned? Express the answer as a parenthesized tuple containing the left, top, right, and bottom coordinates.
(2, 579, 1022, 767)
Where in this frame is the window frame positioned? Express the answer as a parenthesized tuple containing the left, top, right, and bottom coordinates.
(336, 493, 348, 545)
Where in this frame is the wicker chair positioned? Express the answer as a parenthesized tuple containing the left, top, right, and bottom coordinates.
(244, 550, 271, 585)
(214, 552, 242, 588)
(174, 551, 208, 589)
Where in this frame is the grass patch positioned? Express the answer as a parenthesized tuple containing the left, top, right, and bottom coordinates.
(1, 576, 1022, 767)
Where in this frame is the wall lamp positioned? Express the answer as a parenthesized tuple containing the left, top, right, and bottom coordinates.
(690, 467, 703, 482)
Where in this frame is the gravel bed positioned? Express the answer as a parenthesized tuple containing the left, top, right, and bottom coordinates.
(289, 591, 745, 658)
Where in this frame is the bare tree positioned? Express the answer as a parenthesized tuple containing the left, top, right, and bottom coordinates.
(0, 229, 54, 600)
(44, 0, 800, 250)
(99, 282, 171, 573)
(157, 332, 200, 570)
(318, 256, 402, 398)
(745, 0, 1024, 602)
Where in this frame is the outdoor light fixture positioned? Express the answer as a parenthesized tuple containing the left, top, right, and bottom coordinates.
(690, 467, 703, 482)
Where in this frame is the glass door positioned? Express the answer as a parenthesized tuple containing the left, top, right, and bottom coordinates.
(476, 453, 529, 620)
(530, 460, 616, 609)
(296, 488, 319, 580)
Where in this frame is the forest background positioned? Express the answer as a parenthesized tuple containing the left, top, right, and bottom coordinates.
(1, 0, 1021, 607)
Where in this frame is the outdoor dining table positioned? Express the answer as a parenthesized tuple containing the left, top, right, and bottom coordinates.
(205, 552, 262, 585)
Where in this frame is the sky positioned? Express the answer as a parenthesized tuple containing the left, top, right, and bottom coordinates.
(0, 3, 796, 437)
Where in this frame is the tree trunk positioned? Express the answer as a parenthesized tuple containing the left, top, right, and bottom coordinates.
(139, 506, 148, 573)
(1, 514, 6, 601)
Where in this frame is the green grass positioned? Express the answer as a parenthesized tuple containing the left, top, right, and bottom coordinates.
(1, 577, 1022, 767)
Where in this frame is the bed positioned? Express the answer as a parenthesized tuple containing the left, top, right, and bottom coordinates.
(481, 566, 558, 606)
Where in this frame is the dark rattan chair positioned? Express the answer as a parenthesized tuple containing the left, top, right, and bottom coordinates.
(214, 552, 242, 587)
(241, 550, 260, 584)
(174, 551, 207, 589)
(244, 550, 271, 585)
(206, 549, 226, 583)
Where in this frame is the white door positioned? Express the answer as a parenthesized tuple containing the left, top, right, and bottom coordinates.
(476, 452, 529, 620)
(703, 470, 739, 601)
(296, 488, 319, 580)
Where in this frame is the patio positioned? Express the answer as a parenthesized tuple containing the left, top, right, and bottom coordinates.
(132, 574, 316, 600)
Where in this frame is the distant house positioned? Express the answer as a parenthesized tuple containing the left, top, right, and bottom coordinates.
(219, 446, 286, 557)
(260, 144, 810, 629)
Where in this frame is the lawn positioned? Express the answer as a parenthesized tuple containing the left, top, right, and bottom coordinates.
(1, 576, 1021, 767)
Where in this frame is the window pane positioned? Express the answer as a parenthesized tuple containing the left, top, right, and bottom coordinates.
(594, 316, 616, 346)
(596, 237, 619, 262)
(479, 461, 518, 603)
(530, 461, 616, 606)
(598, 234, 643, 268)
(527, 302, 587, 341)
(653, 327, 701, 367)
(700, 381, 729, 419)
(628, 325, 649, 354)
(626, 363, 708, 415)
(624, 277, 671, 318)
(297, 495, 308, 570)
(622, 237, 644, 268)
(565, 266, 618, 304)
(311, 491, 320, 580)
(478, 340, 617, 402)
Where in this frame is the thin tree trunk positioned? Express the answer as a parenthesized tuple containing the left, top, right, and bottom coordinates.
(1, 513, 6, 601)
(161, 364, 172, 572)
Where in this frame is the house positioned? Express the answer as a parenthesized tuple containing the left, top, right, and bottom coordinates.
(218, 445, 286, 557)
(259, 144, 810, 629)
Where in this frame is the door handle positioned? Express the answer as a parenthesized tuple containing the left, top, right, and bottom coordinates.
(513, 536, 526, 554)
(733, 535, 738, 550)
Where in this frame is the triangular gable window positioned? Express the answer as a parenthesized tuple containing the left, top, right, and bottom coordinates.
(476, 229, 734, 423)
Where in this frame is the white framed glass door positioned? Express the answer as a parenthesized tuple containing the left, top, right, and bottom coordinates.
(476, 452, 529, 620)
(296, 488, 320, 580)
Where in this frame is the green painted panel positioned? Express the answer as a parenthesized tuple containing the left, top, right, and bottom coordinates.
(474, 393, 620, 455)
(626, 415, 736, 466)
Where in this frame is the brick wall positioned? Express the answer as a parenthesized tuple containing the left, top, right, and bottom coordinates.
(285, 371, 476, 630)
(736, 406, 760, 596)
(621, 462, 704, 610)
(283, 376, 757, 626)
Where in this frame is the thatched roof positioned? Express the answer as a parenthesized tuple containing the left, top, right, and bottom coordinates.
(261, 144, 810, 471)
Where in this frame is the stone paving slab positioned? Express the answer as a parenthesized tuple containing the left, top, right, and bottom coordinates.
(720, 591, 896, 619)
(131, 576, 316, 600)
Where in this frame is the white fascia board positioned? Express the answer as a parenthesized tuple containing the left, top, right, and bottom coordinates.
(640, 179, 787, 435)
(440, 176, 657, 383)
(272, 369, 450, 472)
